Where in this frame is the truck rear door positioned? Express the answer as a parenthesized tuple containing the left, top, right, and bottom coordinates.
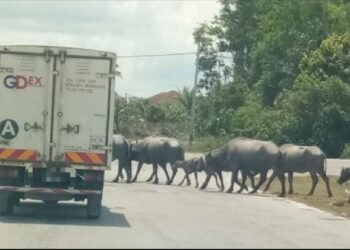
(0, 52, 53, 163)
(51, 54, 113, 167)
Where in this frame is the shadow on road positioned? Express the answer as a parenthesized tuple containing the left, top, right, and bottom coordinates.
(0, 201, 130, 228)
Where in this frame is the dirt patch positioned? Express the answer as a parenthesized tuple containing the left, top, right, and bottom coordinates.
(266, 176, 350, 219)
(148, 91, 179, 104)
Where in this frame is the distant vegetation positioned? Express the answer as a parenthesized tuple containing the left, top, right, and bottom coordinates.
(115, 0, 350, 158)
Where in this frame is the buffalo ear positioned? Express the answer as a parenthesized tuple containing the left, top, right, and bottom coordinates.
(206, 152, 211, 159)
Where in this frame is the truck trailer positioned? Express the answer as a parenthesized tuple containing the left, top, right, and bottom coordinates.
(0, 45, 116, 218)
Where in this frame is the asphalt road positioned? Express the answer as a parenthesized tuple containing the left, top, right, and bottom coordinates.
(1, 156, 350, 248)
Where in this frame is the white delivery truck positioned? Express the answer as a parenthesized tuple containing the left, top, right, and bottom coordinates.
(0, 45, 116, 218)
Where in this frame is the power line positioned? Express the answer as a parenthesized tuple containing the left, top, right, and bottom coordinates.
(118, 52, 196, 58)
(118, 51, 233, 59)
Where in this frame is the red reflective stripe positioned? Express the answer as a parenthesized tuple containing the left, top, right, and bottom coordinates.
(65, 153, 74, 163)
(27, 151, 37, 161)
(8, 149, 25, 160)
(97, 153, 106, 163)
(77, 152, 93, 164)
(0, 148, 37, 161)
(65, 151, 106, 165)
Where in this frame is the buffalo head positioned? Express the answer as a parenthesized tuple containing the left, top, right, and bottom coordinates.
(338, 168, 350, 185)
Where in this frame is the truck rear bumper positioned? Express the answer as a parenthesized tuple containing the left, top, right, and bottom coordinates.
(0, 186, 102, 195)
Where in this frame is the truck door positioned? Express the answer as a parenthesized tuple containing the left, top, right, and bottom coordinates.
(51, 53, 113, 166)
(0, 51, 53, 163)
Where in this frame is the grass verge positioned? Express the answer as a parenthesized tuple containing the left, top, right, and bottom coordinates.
(266, 176, 350, 219)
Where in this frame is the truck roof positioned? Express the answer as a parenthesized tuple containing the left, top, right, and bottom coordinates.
(0, 45, 116, 59)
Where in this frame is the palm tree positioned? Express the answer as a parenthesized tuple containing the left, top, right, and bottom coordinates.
(177, 86, 194, 115)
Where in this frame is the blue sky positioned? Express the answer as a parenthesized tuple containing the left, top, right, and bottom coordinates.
(0, 0, 220, 97)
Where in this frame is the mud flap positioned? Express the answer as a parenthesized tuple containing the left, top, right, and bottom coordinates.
(87, 194, 102, 219)
(0, 191, 13, 215)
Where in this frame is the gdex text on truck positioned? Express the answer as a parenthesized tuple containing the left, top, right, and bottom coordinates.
(0, 45, 116, 219)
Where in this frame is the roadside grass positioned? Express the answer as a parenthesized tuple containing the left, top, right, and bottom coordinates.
(265, 176, 350, 219)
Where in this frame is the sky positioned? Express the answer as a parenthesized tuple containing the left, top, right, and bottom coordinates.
(0, 0, 220, 98)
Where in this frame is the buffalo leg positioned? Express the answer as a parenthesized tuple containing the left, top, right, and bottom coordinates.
(113, 160, 124, 183)
(186, 174, 191, 186)
(236, 171, 246, 193)
(194, 171, 199, 188)
(248, 172, 256, 190)
(232, 168, 246, 191)
(288, 171, 294, 194)
(160, 163, 171, 185)
(178, 173, 188, 186)
(146, 170, 155, 182)
(200, 173, 212, 190)
(250, 170, 268, 194)
(152, 163, 159, 184)
(263, 171, 277, 192)
(217, 171, 225, 192)
(125, 161, 132, 183)
(237, 170, 250, 193)
(213, 174, 221, 189)
(308, 171, 319, 196)
(318, 170, 333, 197)
(169, 167, 178, 185)
(131, 162, 143, 182)
(277, 172, 286, 197)
(226, 172, 235, 193)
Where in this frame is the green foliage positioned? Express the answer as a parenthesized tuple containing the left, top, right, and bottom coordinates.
(145, 104, 165, 123)
(286, 76, 350, 157)
(188, 1, 350, 157)
(114, 1, 350, 158)
(114, 92, 188, 139)
(231, 93, 293, 144)
(299, 33, 350, 82)
(340, 143, 350, 159)
(283, 33, 350, 157)
(114, 95, 148, 138)
(185, 135, 231, 153)
(164, 102, 187, 123)
(177, 86, 193, 116)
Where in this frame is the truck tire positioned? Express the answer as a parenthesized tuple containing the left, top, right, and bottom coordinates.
(13, 196, 20, 206)
(87, 194, 102, 219)
(0, 191, 14, 216)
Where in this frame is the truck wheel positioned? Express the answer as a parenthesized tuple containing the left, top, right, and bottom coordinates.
(87, 194, 102, 219)
(13, 196, 20, 206)
(0, 192, 14, 215)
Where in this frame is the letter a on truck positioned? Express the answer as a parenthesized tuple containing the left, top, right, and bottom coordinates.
(0, 45, 116, 218)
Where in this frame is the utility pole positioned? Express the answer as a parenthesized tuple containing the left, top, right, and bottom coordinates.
(189, 45, 200, 146)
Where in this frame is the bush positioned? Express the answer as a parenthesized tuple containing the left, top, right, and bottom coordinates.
(340, 143, 350, 159)
(231, 93, 293, 144)
(185, 136, 231, 153)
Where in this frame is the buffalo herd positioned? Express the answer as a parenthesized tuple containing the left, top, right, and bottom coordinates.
(112, 134, 350, 197)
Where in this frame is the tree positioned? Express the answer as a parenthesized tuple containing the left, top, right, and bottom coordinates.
(284, 33, 350, 157)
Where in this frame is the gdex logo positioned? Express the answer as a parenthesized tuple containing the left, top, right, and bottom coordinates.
(4, 75, 42, 89)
